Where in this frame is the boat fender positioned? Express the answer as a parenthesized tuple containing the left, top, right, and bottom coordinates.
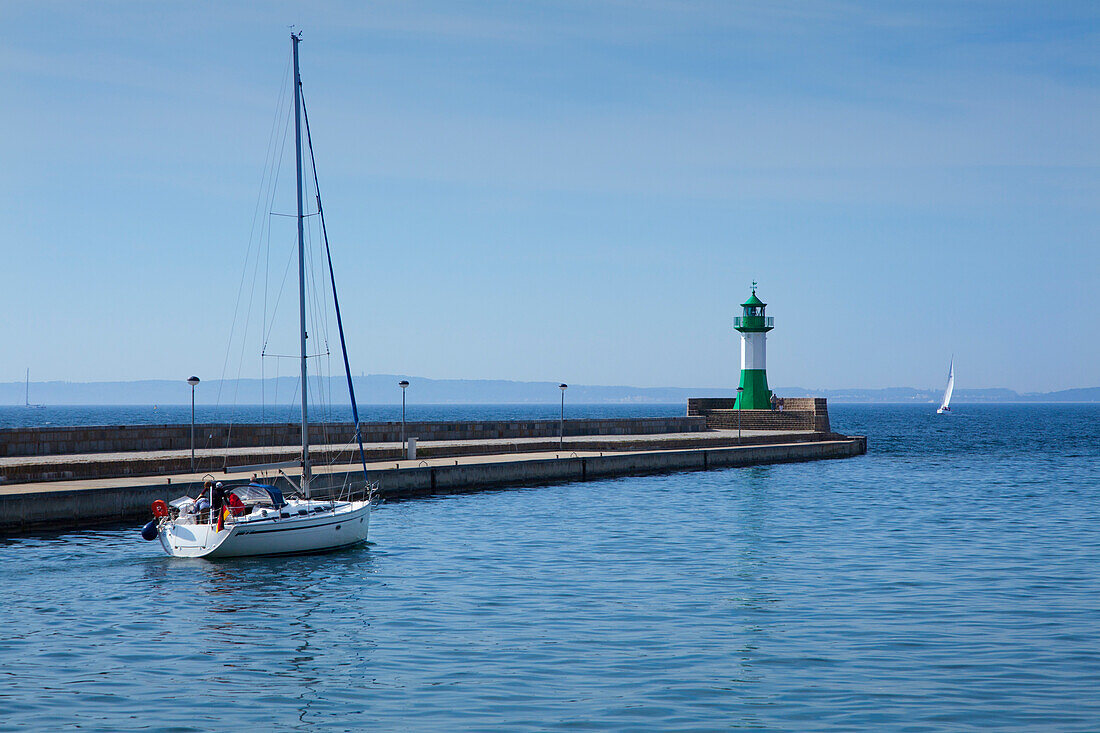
(151, 500, 169, 518)
(141, 520, 159, 541)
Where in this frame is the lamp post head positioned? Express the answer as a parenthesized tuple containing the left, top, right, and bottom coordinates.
(399, 380, 409, 389)
(187, 376, 200, 387)
(559, 383, 568, 391)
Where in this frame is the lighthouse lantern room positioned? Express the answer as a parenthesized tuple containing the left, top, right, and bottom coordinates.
(733, 282, 774, 410)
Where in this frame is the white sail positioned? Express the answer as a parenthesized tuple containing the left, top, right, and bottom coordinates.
(938, 358, 954, 413)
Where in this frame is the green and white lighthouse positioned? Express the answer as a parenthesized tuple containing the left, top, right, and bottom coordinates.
(733, 282, 774, 409)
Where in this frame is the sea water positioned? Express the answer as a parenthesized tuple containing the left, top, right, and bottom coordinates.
(0, 404, 1098, 731)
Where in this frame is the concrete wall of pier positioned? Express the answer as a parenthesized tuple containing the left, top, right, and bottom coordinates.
(0, 430, 836, 486)
(0, 437, 866, 534)
(360, 437, 864, 498)
(0, 417, 706, 458)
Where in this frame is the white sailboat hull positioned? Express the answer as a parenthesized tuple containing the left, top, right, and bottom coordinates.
(159, 500, 370, 558)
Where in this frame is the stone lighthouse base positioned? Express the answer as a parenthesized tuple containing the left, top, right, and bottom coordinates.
(687, 397, 831, 433)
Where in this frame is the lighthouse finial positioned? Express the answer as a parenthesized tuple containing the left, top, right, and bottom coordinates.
(751, 280, 757, 294)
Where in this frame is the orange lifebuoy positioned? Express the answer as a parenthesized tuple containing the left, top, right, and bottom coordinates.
(151, 500, 169, 518)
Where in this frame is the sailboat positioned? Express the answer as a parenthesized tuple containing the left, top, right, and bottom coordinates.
(145, 34, 373, 558)
(24, 369, 44, 409)
(937, 357, 955, 414)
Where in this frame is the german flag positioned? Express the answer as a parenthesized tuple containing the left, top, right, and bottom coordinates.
(216, 505, 230, 532)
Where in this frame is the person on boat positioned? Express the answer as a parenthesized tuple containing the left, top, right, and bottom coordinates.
(212, 481, 227, 511)
(226, 490, 248, 517)
(189, 480, 215, 517)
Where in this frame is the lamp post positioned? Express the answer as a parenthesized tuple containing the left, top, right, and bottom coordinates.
(187, 376, 200, 471)
(736, 386, 744, 444)
(559, 383, 568, 450)
(399, 380, 409, 445)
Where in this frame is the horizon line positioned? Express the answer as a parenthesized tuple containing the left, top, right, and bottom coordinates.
(3, 375, 1098, 396)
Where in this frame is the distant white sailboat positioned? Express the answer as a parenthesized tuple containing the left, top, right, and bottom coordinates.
(937, 357, 954, 414)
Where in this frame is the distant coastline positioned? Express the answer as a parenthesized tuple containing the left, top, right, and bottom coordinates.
(2, 375, 1097, 406)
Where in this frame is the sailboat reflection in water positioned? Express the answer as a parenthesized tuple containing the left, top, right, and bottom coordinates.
(142, 34, 374, 558)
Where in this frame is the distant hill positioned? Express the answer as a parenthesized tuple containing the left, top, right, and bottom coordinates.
(1038, 387, 1100, 402)
(3, 375, 1098, 405)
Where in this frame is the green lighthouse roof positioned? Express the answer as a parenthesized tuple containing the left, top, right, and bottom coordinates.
(741, 291, 765, 308)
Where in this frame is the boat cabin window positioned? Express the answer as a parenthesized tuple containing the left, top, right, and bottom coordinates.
(230, 484, 286, 508)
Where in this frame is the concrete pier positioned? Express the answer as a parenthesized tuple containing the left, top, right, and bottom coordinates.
(0, 417, 705, 458)
(0, 428, 834, 485)
(0, 432, 866, 535)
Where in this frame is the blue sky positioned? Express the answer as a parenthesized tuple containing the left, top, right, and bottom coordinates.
(2, 1, 1098, 392)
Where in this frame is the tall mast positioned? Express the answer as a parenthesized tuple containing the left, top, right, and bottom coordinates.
(292, 33, 311, 496)
(25, 368, 29, 407)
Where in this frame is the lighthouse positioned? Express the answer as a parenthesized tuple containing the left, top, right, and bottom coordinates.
(733, 282, 774, 409)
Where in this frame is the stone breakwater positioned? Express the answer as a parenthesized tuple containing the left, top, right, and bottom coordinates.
(0, 437, 866, 535)
(0, 417, 705, 458)
(0, 403, 868, 535)
(0, 430, 840, 486)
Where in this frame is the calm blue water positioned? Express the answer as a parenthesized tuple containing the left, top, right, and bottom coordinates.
(0, 403, 685, 429)
(1, 404, 1098, 731)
